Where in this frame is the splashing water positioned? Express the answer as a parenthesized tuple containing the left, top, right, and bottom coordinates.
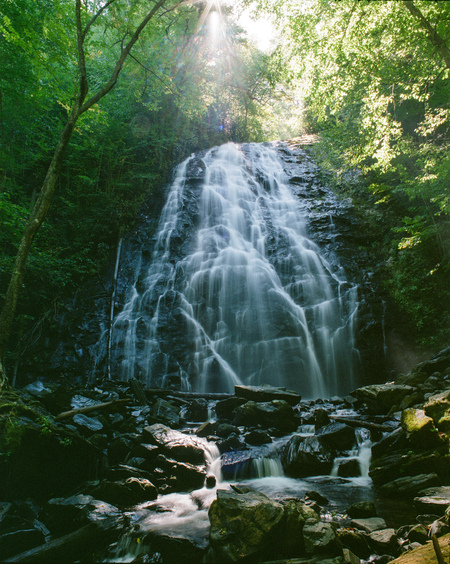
(106, 142, 359, 398)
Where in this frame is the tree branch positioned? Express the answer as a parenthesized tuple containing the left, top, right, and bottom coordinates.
(79, 0, 171, 114)
(402, 0, 450, 69)
(82, 0, 117, 41)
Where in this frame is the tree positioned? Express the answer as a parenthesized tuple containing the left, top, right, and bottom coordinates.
(0, 0, 187, 389)
(254, 0, 450, 345)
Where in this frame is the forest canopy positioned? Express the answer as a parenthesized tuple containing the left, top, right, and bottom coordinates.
(0, 0, 449, 384)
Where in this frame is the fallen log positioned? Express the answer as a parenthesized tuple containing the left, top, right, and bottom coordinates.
(143, 389, 232, 400)
(54, 398, 131, 421)
(329, 415, 393, 433)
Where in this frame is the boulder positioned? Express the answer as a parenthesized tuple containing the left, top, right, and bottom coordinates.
(303, 520, 342, 557)
(350, 518, 387, 534)
(437, 410, 450, 434)
(220, 450, 261, 480)
(407, 524, 429, 544)
(336, 458, 360, 478)
(244, 429, 272, 446)
(424, 390, 450, 424)
(234, 385, 301, 406)
(315, 423, 356, 451)
(149, 399, 181, 427)
(215, 397, 247, 420)
(414, 486, 450, 515)
(157, 455, 206, 492)
(347, 501, 377, 519)
(216, 423, 241, 438)
(143, 424, 206, 465)
(281, 435, 335, 477)
(183, 399, 209, 422)
(283, 500, 319, 555)
(351, 384, 414, 414)
(368, 528, 398, 554)
(380, 473, 440, 496)
(90, 477, 157, 507)
(337, 528, 371, 559)
(401, 408, 440, 448)
(369, 450, 450, 487)
(233, 400, 298, 431)
(209, 488, 285, 562)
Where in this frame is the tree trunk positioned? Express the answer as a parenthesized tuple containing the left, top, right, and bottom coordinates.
(0, 104, 82, 383)
(0, 0, 175, 389)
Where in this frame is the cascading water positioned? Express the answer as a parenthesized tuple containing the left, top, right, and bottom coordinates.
(106, 142, 359, 398)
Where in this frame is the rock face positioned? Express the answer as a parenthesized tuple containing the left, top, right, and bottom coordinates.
(16, 142, 387, 393)
(208, 488, 285, 562)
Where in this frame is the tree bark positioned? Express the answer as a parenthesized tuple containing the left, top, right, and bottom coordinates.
(0, 0, 175, 389)
(403, 1, 450, 69)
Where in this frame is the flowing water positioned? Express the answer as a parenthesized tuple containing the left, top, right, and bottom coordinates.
(106, 142, 359, 398)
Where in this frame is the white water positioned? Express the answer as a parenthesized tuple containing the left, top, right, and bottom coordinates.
(108, 142, 359, 398)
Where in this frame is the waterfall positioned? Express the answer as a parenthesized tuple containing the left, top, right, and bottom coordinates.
(106, 142, 359, 398)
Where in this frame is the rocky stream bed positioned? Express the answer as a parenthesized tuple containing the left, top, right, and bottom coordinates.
(1, 346, 450, 563)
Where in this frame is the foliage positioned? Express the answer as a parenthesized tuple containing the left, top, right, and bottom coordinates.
(0, 0, 289, 374)
(255, 0, 450, 347)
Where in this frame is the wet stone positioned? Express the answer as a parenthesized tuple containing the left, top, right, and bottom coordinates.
(350, 517, 387, 534)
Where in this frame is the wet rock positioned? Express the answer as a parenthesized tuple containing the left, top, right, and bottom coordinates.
(220, 450, 261, 480)
(369, 528, 398, 554)
(350, 517, 387, 534)
(424, 390, 450, 424)
(337, 528, 371, 559)
(351, 384, 415, 414)
(107, 436, 134, 464)
(414, 486, 450, 515)
(183, 398, 209, 422)
(209, 488, 285, 562)
(401, 408, 441, 448)
(244, 429, 272, 445)
(215, 397, 246, 420)
(158, 456, 206, 492)
(195, 421, 218, 438)
(303, 520, 342, 556)
(306, 491, 329, 506)
(369, 449, 450, 487)
(90, 477, 157, 507)
(232, 400, 298, 431)
(46, 494, 124, 537)
(313, 407, 331, 428)
(215, 423, 240, 438)
(283, 499, 319, 555)
(216, 432, 247, 454)
(234, 384, 301, 406)
(73, 413, 104, 433)
(143, 424, 206, 465)
(407, 524, 428, 544)
(347, 501, 377, 519)
(343, 548, 362, 563)
(281, 435, 334, 477)
(336, 458, 360, 477)
(429, 517, 450, 537)
(380, 473, 440, 496)
(105, 464, 154, 482)
(149, 399, 181, 428)
(371, 427, 409, 460)
(316, 423, 356, 451)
